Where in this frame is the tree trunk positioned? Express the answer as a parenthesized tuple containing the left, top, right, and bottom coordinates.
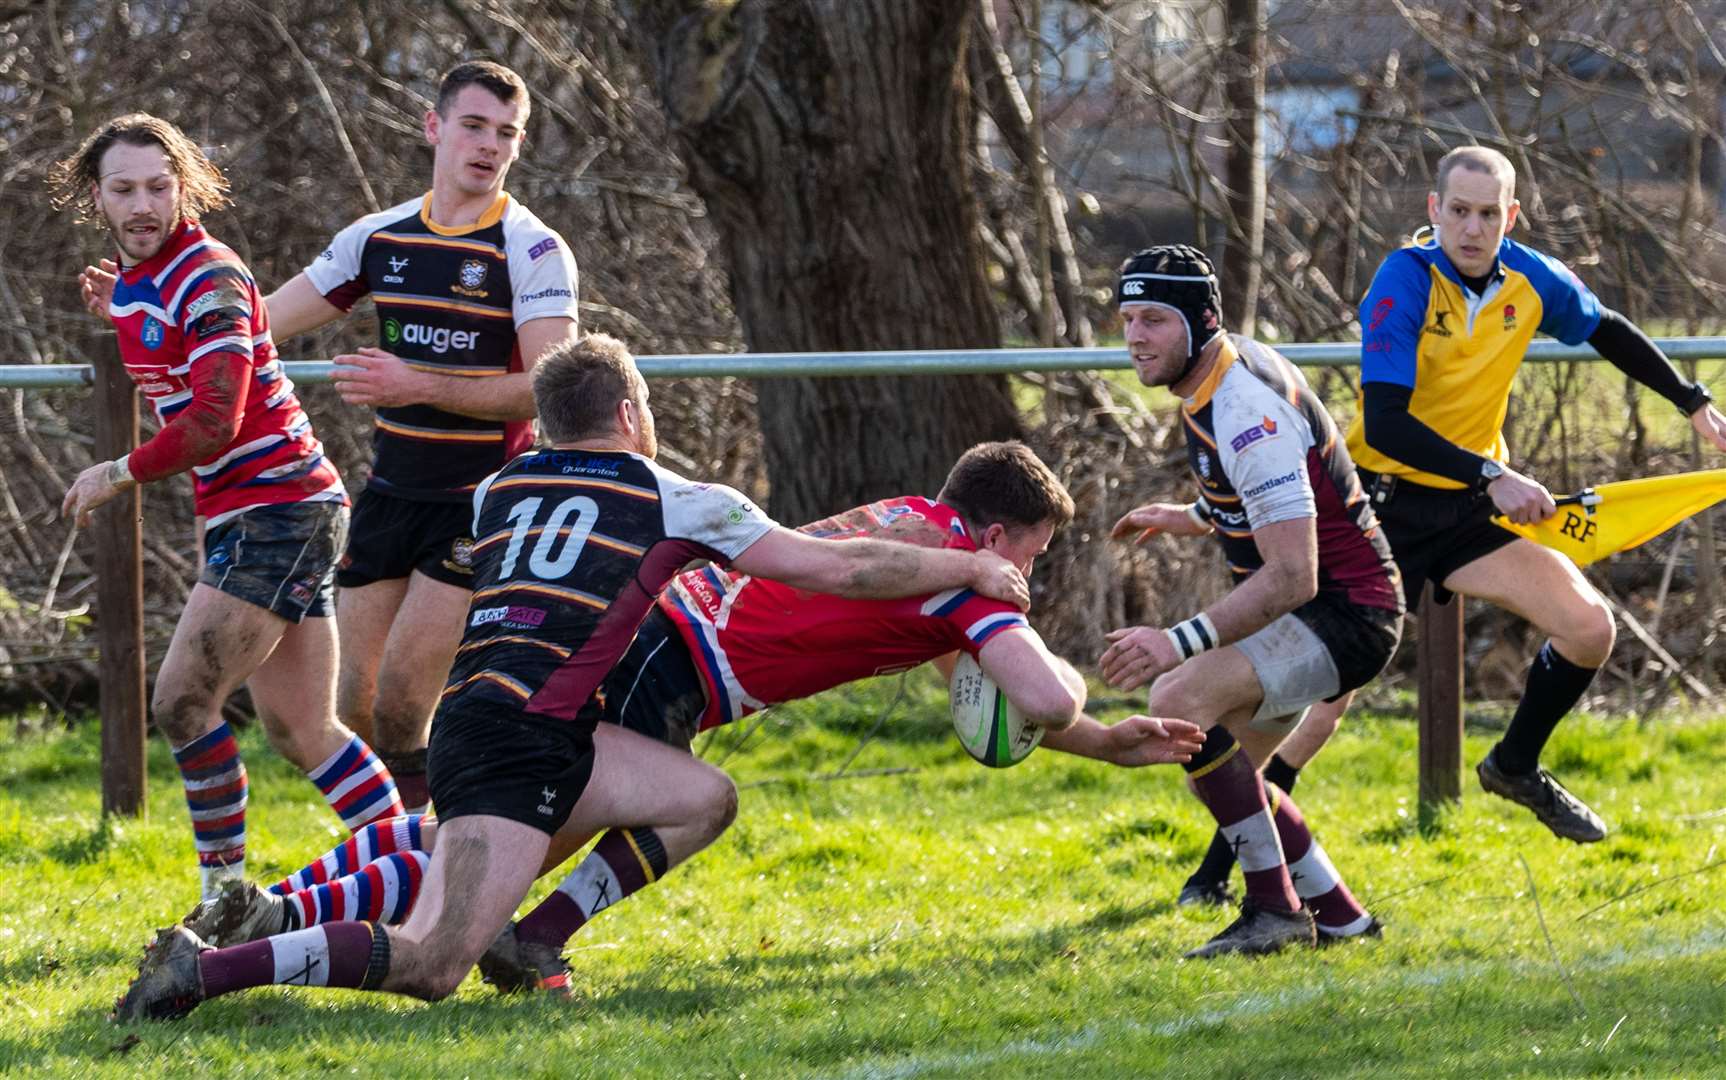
(615, 0, 1022, 521)
(1221, 0, 1265, 334)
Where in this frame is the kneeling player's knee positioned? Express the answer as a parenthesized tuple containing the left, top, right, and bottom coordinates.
(393, 953, 470, 1002)
(697, 771, 739, 842)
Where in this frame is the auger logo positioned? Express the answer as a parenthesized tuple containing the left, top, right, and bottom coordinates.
(538, 786, 557, 816)
(381, 318, 477, 354)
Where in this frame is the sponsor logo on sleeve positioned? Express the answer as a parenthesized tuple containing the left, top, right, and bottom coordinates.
(517, 287, 573, 304)
(184, 286, 250, 324)
(1229, 415, 1282, 453)
(1242, 470, 1301, 498)
(528, 236, 558, 261)
(1368, 296, 1394, 331)
(1502, 303, 1517, 331)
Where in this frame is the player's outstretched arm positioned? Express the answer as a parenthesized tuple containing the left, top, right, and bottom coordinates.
(730, 527, 1030, 609)
(1041, 713, 1205, 766)
(78, 259, 118, 322)
(265, 273, 348, 341)
(976, 628, 1086, 731)
(1109, 501, 1213, 546)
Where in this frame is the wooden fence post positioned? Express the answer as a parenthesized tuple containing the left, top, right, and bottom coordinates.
(1417, 583, 1464, 819)
(91, 362, 146, 817)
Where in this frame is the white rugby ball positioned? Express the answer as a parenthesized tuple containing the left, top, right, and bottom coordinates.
(949, 653, 1042, 768)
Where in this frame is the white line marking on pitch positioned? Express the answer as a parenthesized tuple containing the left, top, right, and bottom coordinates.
(830, 927, 1726, 1080)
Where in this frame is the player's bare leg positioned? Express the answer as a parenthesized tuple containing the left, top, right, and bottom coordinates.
(1443, 539, 1613, 841)
(482, 724, 738, 994)
(341, 572, 466, 812)
(334, 576, 410, 747)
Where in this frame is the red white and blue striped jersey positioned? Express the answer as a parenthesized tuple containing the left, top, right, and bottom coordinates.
(657, 497, 1030, 732)
(110, 220, 345, 526)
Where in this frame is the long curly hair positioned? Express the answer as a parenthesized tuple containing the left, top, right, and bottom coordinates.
(49, 113, 231, 225)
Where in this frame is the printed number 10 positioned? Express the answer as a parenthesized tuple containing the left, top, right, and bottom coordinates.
(498, 495, 599, 578)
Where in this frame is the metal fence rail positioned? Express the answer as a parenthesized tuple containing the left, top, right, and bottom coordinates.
(6, 336, 1726, 386)
(8, 339, 1725, 819)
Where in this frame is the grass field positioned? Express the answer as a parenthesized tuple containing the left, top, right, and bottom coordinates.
(4, 678, 1726, 1078)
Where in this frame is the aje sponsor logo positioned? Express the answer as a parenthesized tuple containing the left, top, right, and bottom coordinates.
(470, 605, 548, 628)
(382, 318, 478, 354)
(1229, 415, 1280, 453)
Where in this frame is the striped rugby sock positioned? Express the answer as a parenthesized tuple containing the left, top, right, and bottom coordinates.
(1183, 727, 1300, 914)
(307, 735, 406, 832)
(1267, 783, 1373, 936)
(173, 723, 248, 888)
(283, 851, 430, 930)
(269, 814, 426, 896)
(515, 828, 669, 949)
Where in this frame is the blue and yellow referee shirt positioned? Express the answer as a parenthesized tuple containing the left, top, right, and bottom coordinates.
(1345, 234, 1601, 489)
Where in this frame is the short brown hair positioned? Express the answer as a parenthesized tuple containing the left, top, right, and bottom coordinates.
(1435, 145, 1516, 201)
(437, 61, 530, 117)
(50, 113, 231, 225)
(533, 334, 643, 444)
(938, 441, 1075, 532)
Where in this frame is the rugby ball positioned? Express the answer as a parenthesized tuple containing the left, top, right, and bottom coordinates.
(949, 652, 1042, 768)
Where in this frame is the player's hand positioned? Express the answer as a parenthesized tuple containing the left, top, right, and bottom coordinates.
(78, 260, 118, 322)
(331, 347, 433, 408)
(1099, 625, 1182, 690)
(1691, 403, 1726, 453)
(969, 550, 1030, 611)
(1487, 469, 1557, 525)
(1093, 714, 1206, 766)
(60, 460, 130, 527)
(1109, 502, 1209, 544)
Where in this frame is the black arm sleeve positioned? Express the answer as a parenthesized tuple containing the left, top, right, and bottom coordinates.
(1588, 308, 1693, 409)
(1360, 382, 1489, 486)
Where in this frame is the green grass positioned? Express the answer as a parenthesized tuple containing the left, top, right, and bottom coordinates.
(5, 677, 1726, 1077)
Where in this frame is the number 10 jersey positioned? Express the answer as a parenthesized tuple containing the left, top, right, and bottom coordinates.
(441, 448, 776, 727)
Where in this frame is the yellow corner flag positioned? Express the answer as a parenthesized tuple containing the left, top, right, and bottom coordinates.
(1492, 469, 1726, 567)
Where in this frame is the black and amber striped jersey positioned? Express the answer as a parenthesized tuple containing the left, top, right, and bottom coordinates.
(1180, 335, 1402, 613)
(442, 449, 776, 726)
(304, 193, 579, 502)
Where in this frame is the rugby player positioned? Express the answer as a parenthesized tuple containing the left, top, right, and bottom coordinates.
(1348, 146, 1726, 841)
(113, 334, 1034, 1019)
(167, 443, 1205, 995)
(1104, 245, 1404, 957)
(54, 114, 403, 899)
(81, 61, 578, 814)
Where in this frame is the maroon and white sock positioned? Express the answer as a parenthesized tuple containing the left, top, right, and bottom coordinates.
(515, 828, 669, 950)
(1267, 783, 1373, 936)
(1182, 727, 1300, 913)
(199, 922, 390, 998)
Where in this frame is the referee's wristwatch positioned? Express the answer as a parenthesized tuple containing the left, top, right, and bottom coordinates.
(1477, 458, 1504, 493)
(1680, 382, 1714, 416)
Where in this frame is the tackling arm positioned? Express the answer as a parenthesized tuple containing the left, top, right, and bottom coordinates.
(729, 528, 1029, 610)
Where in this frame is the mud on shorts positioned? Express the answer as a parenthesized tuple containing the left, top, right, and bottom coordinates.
(598, 607, 710, 751)
(200, 500, 347, 622)
(1232, 590, 1403, 736)
(427, 696, 596, 836)
(1358, 469, 1520, 609)
(335, 487, 477, 590)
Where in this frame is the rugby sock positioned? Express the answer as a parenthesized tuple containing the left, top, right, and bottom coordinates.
(268, 814, 426, 896)
(173, 723, 248, 896)
(308, 735, 407, 831)
(1182, 727, 1300, 913)
(1267, 783, 1373, 936)
(515, 828, 670, 949)
(378, 748, 431, 815)
(1495, 642, 1598, 775)
(200, 922, 391, 998)
(285, 851, 430, 930)
(1191, 754, 1303, 887)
